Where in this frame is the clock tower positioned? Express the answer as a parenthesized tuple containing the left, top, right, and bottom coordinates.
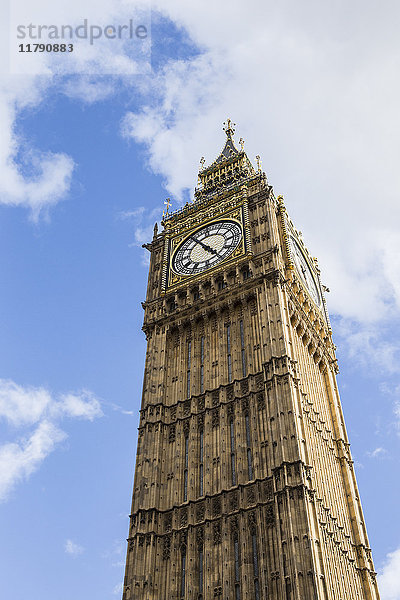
(122, 121, 380, 600)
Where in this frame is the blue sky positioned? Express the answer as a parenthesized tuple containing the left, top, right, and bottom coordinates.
(1, 1, 400, 598)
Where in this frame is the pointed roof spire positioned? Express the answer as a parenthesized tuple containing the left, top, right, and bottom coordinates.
(194, 120, 261, 202)
(214, 118, 239, 164)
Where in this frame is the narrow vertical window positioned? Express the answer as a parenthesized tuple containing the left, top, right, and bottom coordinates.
(187, 340, 191, 399)
(230, 418, 236, 486)
(252, 533, 260, 600)
(183, 434, 189, 502)
(199, 546, 204, 597)
(199, 429, 204, 496)
(181, 548, 186, 599)
(240, 320, 246, 377)
(227, 325, 232, 383)
(200, 335, 205, 394)
(245, 413, 253, 480)
(234, 535, 241, 600)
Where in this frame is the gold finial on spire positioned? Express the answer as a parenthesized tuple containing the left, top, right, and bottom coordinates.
(200, 156, 205, 170)
(164, 197, 171, 216)
(223, 118, 236, 137)
(255, 155, 261, 172)
(239, 137, 244, 151)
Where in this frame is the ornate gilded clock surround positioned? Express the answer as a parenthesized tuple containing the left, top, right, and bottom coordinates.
(162, 195, 252, 293)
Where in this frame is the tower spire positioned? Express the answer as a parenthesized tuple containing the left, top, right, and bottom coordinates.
(215, 118, 238, 163)
(194, 120, 258, 202)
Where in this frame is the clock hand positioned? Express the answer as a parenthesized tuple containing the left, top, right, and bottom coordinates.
(192, 237, 218, 255)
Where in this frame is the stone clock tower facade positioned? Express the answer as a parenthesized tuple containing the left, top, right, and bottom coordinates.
(122, 122, 380, 600)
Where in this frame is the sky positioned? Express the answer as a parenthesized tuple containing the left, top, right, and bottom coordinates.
(0, 1, 400, 598)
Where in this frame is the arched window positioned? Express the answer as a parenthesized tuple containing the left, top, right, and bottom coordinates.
(187, 340, 191, 398)
(199, 429, 204, 496)
(234, 534, 241, 600)
(200, 335, 205, 393)
(180, 546, 186, 599)
(230, 418, 236, 486)
(245, 413, 253, 480)
(251, 531, 260, 600)
(227, 325, 232, 383)
(240, 319, 246, 377)
(198, 545, 204, 598)
(183, 434, 189, 502)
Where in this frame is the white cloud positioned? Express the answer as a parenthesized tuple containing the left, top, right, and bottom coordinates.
(0, 421, 66, 501)
(378, 546, 400, 600)
(0, 379, 103, 427)
(109, 402, 134, 416)
(120, 205, 161, 265)
(118, 207, 146, 220)
(335, 321, 400, 374)
(0, 78, 74, 220)
(366, 447, 388, 459)
(55, 391, 103, 421)
(378, 384, 400, 435)
(65, 539, 84, 556)
(113, 582, 123, 596)
(394, 401, 400, 434)
(0, 379, 103, 501)
(0, 379, 52, 427)
(102, 540, 126, 567)
(121, 50, 231, 201)
(61, 77, 116, 103)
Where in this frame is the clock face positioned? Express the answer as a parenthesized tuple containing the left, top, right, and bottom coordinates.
(172, 220, 243, 276)
(289, 236, 321, 307)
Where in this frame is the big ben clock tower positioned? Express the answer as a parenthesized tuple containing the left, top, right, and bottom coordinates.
(122, 121, 380, 600)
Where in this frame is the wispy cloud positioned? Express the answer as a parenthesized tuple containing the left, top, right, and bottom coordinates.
(65, 539, 84, 556)
(117, 207, 146, 221)
(102, 540, 126, 568)
(113, 582, 123, 596)
(366, 447, 388, 459)
(335, 319, 400, 375)
(119, 205, 161, 265)
(379, 383, 400, 436)
(61, 77, 116, 104)
(0, 379, 103, 501)
(392, 396, 400, 438)
(378, 546, 400, 600)
(109, 403, 134, 417)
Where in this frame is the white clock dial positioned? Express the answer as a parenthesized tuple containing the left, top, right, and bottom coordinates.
(172, 221, 242, 276)
(289, 236, 321, 307)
